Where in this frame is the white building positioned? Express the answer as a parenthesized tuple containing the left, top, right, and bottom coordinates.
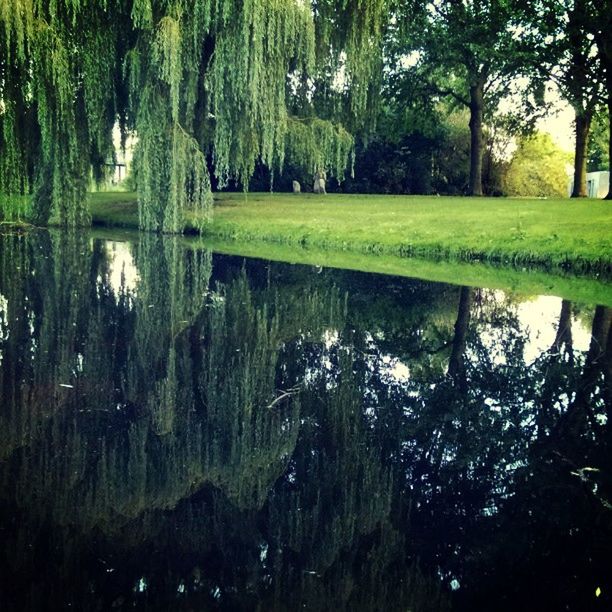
(568, 171, 610, 198)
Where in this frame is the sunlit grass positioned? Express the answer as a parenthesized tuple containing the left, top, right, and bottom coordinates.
(88, 191, 611, 276)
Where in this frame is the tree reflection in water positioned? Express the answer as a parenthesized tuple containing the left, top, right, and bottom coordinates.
(0, 230, 610, 611)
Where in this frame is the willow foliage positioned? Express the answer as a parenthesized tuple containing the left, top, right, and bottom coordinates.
(312, 0, 386, 130)
(286, 117, 354, 179)
(0, 0, 387, 231)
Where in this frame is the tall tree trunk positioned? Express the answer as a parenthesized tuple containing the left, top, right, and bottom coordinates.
(468, 83, 484, 196)
(557, 306, 611, 436)
(571, 110, 592, 198)
(551, 299, 573, 358)
(448, 286, 472, 393)
(538, 301, 574, 439)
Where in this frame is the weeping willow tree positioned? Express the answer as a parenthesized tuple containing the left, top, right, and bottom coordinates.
(0, 0, 387, 231)
(0, 228, 349, 531)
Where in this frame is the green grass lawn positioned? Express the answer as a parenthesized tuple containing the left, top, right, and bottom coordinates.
(88, 191, 612, 276)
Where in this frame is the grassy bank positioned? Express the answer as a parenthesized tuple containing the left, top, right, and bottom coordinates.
(89, 191, 612, 277)
(87, 225, 612, 306)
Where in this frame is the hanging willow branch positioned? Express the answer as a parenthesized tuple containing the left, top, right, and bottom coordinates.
(285, 116, 355, 179)
(0, 0, 387, 231)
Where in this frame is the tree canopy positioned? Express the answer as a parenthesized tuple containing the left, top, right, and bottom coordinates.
(0, 0, 385, 230)
(521, 0, 610, 197)
(386, 0, 536, 196)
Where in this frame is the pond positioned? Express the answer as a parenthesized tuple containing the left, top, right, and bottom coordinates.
(0, 230, 610, 611)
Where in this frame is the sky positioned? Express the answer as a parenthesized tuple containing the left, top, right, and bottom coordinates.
(498, 79, 576, 154)
(537, 93, 575, 152)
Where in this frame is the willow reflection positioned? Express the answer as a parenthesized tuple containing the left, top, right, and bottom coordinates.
(0, 231, 610, 611)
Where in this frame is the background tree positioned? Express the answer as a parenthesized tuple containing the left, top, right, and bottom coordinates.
(388, 0, 534, 196)
(504, 132, 571, 197)
(592, 0, 612, 198)
(587, 109, 610, 173)
(337, 104, 506, 196)
(525, 0, 607, 197)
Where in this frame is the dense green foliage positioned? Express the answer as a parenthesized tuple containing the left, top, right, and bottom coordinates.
(0, 0, 384, 230)
(588, 110, 610, 172)
(339, 109, 511, 196)
(522, 0, 610, 197)
(386, 0, 537, 196)
(503, 132, 570, 197)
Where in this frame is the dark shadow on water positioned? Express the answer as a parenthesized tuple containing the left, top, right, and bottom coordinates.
(0, 230, 610, 611)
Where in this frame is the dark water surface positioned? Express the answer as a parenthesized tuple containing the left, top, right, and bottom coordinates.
(0, 230, 611, 611)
